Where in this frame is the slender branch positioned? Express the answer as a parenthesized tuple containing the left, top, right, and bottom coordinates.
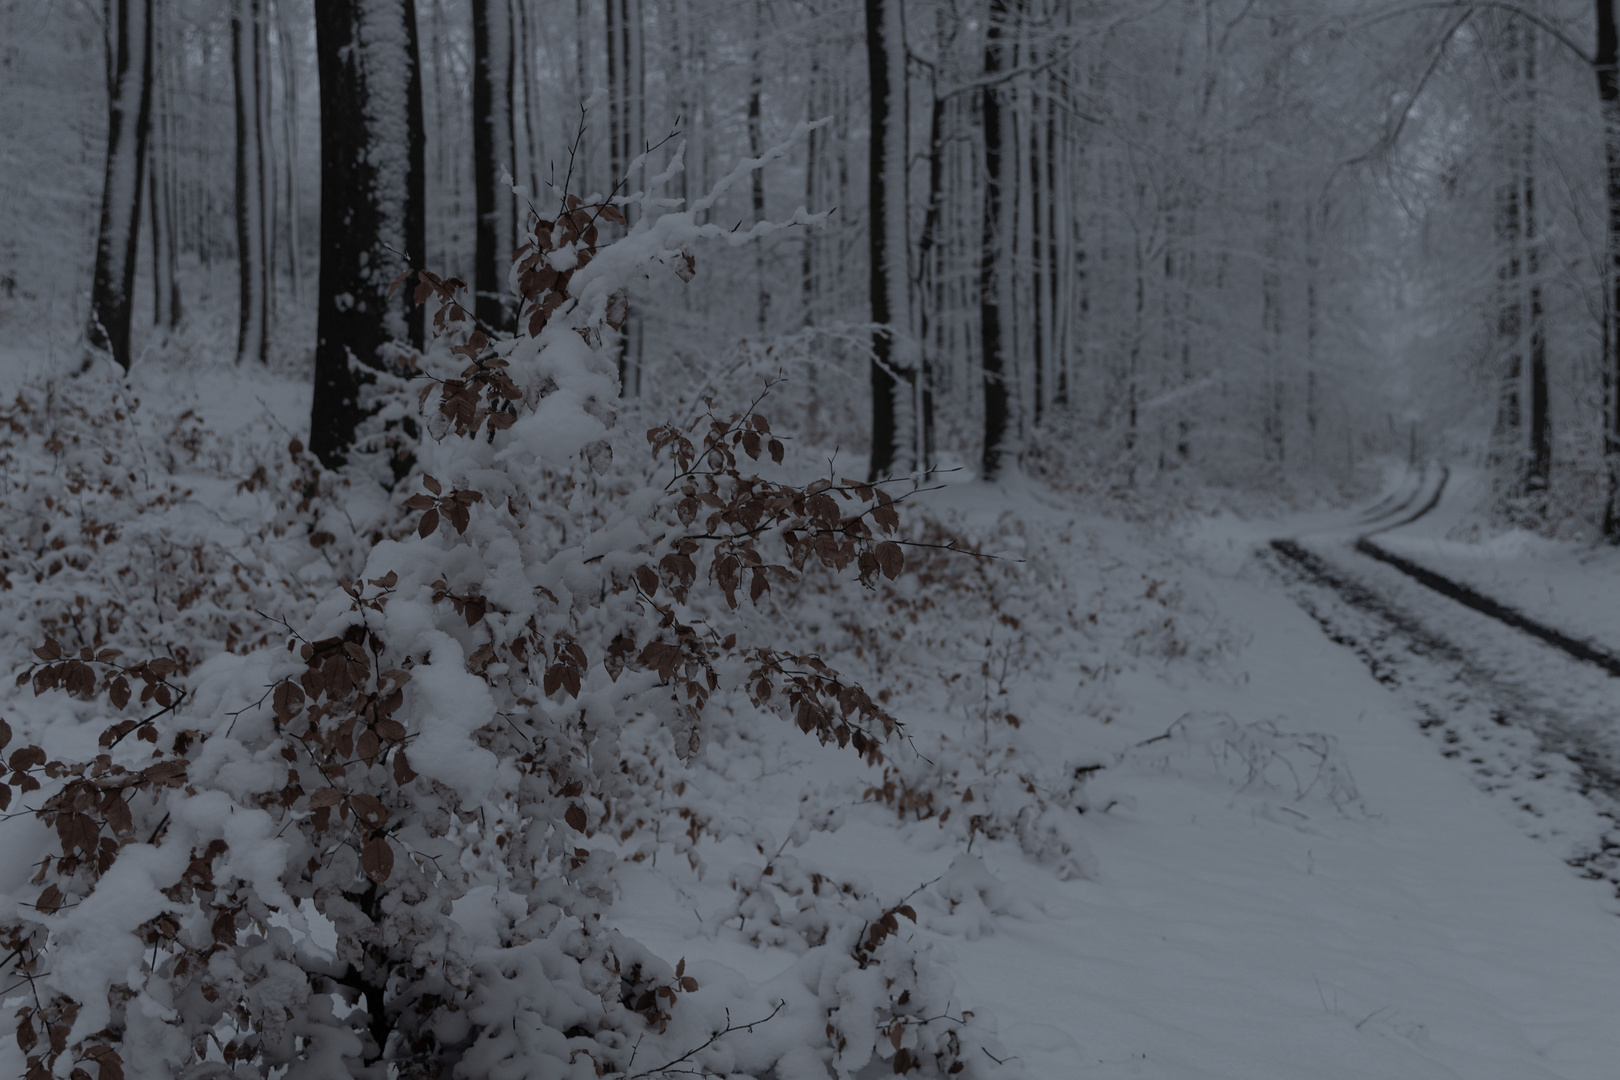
(1350, 2, 1593, 66)
(620, 1000, 786, 1080)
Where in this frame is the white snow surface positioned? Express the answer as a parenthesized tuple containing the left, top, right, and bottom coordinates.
(616, 474, 1620, 1079)
(2, 354, 1619, 1078)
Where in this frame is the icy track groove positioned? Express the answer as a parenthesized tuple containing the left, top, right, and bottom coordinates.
(1266, 478, 1620, 897)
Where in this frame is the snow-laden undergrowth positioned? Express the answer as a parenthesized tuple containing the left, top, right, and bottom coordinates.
(0, 154, 1251, 1080)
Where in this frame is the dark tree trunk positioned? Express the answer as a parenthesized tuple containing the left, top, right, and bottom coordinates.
(979, 0, 1009, 480)
(87, 0, 155, 371)
(1028, 48, 1045, 429)
(233, 0, 269, 364)
(1489, 17, 1528, 508)
(149, 0, 180, 330)
(1598, 0, 1620, 539)
(749, 0, 769, 332)
(914, 87, 949, 470)
(865, 0, 915, 480)
(1261, 194, 1284, 467)
(1304, 202, 1321, 467)
(605, 0, 643, 394)
(472, 0, 516, 332)
(310, 0, 427, 469)
(802, 48, 820, 326)
(275, 0, 304, 303)
(1524, 26, 1550, 502)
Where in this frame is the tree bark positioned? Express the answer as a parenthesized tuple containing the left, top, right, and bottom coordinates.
(979, 0, 1009, 480)
(234, 0, 269, 364)
(87, 0, 155, 371)
(310, 0, 427, 469)
(749, 0, 769, 332)
(275, 0, 304, 304)
(604, 0, 644, 394)
(1489, 16, 1527, 508)
(865, 0, 916, 480)
(1523, 25, 1550, 503)
(149, 0, 181, 330)
(472, 0, 516, 332)
(1598, 0, 1620, 539)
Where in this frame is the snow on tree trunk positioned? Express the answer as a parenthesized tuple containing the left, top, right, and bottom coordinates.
(86, 0, 154, 371)
(472, 0, 516, 332)
(865, 0, 917, 481)
(310, 0, 427, 469)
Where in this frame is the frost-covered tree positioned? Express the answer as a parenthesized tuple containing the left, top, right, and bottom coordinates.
(86, 0, 155, 371)
(865, 0, 917, 479)
(471, 0, 516, 333)
(310, 0, 427, 468)
(1, 148, 1024, 1077)
(233, 0, 270, 365)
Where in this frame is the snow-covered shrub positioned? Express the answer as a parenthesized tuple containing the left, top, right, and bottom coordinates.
(0, 380, 327, 668)
(0, 141, 1018, 1080)
(1123, 711, 1363, 812)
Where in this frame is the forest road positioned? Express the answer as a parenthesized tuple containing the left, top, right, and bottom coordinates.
(1262, 466, 1620, 897)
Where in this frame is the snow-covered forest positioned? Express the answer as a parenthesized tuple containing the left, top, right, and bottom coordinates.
(4, 0, 1620, 1077)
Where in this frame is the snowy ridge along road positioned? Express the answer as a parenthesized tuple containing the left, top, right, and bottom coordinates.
(1264, 467, 1620, 897)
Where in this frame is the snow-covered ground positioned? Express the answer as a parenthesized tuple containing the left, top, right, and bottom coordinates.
(567, 472, 1620, 1078)
(1369, 468, 1620, 657)
(4, 356, 1620, 1079)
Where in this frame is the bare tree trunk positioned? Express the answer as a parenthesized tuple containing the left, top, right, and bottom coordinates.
(1490, 17, 1526, 506)
(979, 0, 1009, 480)
(1261, 192, 1283, 467)
(865, 0, 916, 480)
(1304, 201, 1320, 468)
(749, 0, 769, 332)
(87, 0, 155, 371)
(1596, 0, 1620, 539)
(575, 0, 591, 195)
(310, 0, 427, 469)
(472, 0, 516, 331)
(275, 0, 303, 304)
(149, 0, 180, 331)
(915, 85, 948, 469)
(233, 0, 269, 364)
(1523, 25, 1550, 505)
(802, 47, 820, 326)
(1028, 66, 1045, 429)
(605, 0, 644, 394)
(515, 0, 543, 202)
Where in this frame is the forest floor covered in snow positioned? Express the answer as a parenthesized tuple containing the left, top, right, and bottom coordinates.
(2, 346, 1619, 1079)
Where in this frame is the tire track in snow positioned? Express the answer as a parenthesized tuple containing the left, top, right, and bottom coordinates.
(1266, 485, 1620, 899)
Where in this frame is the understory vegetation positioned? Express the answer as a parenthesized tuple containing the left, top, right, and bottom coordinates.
(0, 165, 1253, 1079)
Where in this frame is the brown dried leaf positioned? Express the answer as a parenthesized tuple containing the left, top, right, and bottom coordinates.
(875, 542, 905, 581)
(362, 836, 394, 883)
(351, 793, 391, 827)
(86, 1044, 124, 1080)
(272, 681, 305, 722)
